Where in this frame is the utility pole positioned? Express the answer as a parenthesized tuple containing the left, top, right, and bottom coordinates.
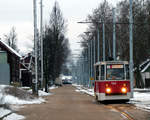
(129, 0, 134, 98)
(86, 48, 89, 87)
(113, 8, 116, 61)
(40, 0, 44, 90)
(88, 40, 91, 88)
(91, 39, 93, 88)
(33, 0, 38, 95)
(94, 36, 96, 64)
(97, 27, 100, 62)
(103, 22, 105, 61)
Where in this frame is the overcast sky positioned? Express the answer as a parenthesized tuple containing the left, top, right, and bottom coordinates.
(0, 0, 121, 55)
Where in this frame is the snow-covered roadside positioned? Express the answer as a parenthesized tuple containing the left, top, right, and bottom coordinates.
(73, 84, 94, 96)
(0, 108, 11, 118)
(0, 85, 58, 120)
(49, 86, 58, 90)
(3, 113, 25, 120)
(73, 84, 150, 111)
(130, 92, 150, 111)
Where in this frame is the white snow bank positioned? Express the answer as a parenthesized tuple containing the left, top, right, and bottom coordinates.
(3, 113, 25, 120)
(20, 87, 30, 90)
(75, 85, 94, 96)
(134, 88, 150, 92)
(1, 94, 45, 105)
(72, 84, 82, 87)
(0, 84, 59, 105)
(132, 92, 150, 102)
(38, 90, 51, 97)
(49, 86, 58, 90)
(27, 89, 52, 97)
(130, 92, 150, 110)
(0, 108, 11, 118)
(0, 85, 45, 105)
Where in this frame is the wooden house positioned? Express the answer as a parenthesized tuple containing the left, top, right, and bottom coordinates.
(20, 53, 35, 86)
(0, 40, 21, 84)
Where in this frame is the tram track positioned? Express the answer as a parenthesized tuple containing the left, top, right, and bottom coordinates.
(78, 87, 136, 120)
(105, 104, 136, 120)
(74, 86, 149, 120)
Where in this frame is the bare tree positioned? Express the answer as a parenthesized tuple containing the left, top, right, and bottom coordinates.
(4, 27, 18, 51)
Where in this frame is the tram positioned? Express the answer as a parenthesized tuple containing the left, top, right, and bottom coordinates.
(94, 61, 131, 101)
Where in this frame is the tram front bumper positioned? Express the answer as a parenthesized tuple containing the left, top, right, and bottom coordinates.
(96, 92, 131, 101)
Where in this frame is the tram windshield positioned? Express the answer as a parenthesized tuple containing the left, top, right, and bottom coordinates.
(106, 64, 125, 80)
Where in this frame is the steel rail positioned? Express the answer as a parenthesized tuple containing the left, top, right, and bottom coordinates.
(106, 105, 136, 120)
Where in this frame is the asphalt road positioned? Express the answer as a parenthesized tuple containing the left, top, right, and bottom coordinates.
(18, 85, 150, 120)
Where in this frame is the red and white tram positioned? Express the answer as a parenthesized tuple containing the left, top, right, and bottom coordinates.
(94, 61, 131, 101)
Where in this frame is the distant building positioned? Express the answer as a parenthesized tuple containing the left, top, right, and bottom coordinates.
(0, 40, 21, 85)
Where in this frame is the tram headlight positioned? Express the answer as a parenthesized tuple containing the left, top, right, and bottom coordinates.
(121, 87, 127, 93)
(106, 88, 111, 94)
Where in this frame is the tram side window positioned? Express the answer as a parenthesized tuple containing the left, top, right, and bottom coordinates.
(100, 65, 105, 80)
(125, 65, 130, 79)
(96, 66, 99, 80)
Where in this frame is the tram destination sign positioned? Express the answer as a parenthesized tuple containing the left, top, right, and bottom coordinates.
(107, 64, 123, 69)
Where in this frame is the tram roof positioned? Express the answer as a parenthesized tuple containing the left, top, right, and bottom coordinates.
(94, 61, 129, 66)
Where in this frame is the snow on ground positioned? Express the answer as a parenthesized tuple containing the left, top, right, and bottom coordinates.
(0, 85, 58, 105)
(0, 94, 45, 105)
(3, 113, 25, 120)
(130, 92, 150, 111)
(38, 90, 52, 96)
(49, 86, 58, 90)
(0, 107, 25, 120)
(0, 108, 11, 118)
(0, 85, 58, 120)
(27, 89, 52, 97)
(73, 84, 94, 96)
(73, 84, 150, 111)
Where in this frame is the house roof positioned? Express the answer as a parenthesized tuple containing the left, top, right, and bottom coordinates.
(140, 59, 150, 73)
(140, 59, 150, 68)
(0, 40, 21, 58)
(141, 62, 150, 73)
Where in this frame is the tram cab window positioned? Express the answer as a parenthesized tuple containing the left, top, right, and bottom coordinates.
(100, 65, 105, 80)
(96, 66, 99, 80)
(125, 64, 130, 79)
(106, 64, 125, 80)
